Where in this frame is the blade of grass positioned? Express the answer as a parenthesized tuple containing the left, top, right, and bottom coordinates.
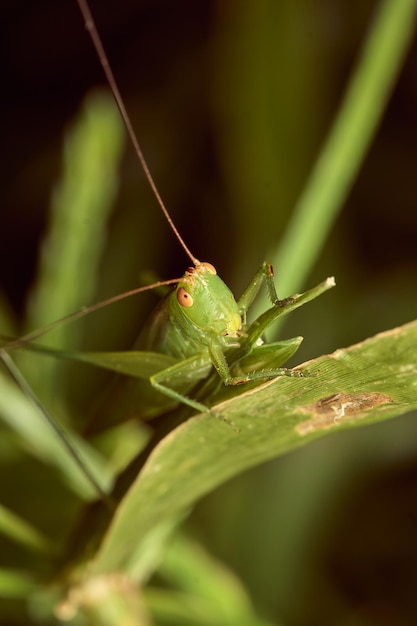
(0, 357, 113, 499)
(25, 90, 125, 394)
(268, 0, 417, 311)
(0, 569, 37, 598)
(0, 503, 55, 554)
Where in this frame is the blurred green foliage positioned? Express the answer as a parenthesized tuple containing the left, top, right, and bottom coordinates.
(0, 0, 416, 624)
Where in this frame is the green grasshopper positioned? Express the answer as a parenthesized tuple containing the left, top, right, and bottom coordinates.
(1, 0, 334, 440)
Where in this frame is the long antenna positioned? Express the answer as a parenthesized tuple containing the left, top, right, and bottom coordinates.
(2, 277, 181, 352)
(76, 0, 199, 266)
(0, 350, 114, 508)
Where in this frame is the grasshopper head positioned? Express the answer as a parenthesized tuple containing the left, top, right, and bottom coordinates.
(175, 262, 242, 337)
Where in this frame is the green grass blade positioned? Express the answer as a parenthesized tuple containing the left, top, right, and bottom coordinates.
(25, 90, 125, 394)
(0, 503, 55, 554)
(0, 361, 113, 499)
(152, 533, 275, 626)
(269, 0, 417, 302)
(0, 569, 37, 598)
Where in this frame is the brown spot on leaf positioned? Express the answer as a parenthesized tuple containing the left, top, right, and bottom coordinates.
(297, 392, 394, 435)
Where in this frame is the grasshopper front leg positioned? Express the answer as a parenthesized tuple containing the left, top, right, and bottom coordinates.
(219, 274, 335, 386)
(237, 262, 293, 323)
(239, 273, 336, 349)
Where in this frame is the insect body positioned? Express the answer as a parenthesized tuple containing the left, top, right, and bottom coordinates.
(136, 260, 290, 414)
(60, 258, 332, 425)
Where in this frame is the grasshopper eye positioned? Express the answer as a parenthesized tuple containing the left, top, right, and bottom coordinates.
(177, 287, 193, 307)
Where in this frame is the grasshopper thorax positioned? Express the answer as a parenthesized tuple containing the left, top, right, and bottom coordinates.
(174, 262, 242, 338)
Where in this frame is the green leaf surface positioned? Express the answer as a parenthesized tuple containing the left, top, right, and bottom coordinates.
(92, 319, 417, 574)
